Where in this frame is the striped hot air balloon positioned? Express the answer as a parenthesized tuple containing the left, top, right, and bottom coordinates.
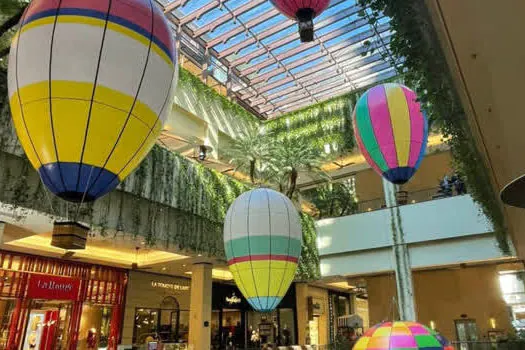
(353, 83, 428, 185)
(8, 0, 177, 202)
(224, 188, 302, 312)
(353, 321, 454, 350)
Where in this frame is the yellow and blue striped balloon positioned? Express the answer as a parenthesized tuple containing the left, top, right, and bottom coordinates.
(8, 0, 177, 202)
(353, 83, 428, 185)
(224, 188, 302, 312)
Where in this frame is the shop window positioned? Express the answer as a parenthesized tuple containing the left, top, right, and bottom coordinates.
(279, 309, 296, 346)
(247, 311, 277, 347)
(22, 301, 72, 350)
(78, 305, 112, 350)
(0, 299, 15, 349)
(133, 309, 159, 345)
(133, 298, 189, 347)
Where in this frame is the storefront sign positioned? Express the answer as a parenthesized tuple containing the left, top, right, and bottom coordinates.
(27, 275, 80, 300)
(226, 292, 241, 305)
(151, 281, 190, 292)
(308, 296, 324, 316)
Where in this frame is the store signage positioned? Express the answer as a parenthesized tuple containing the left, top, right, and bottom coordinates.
(27, 275, 80, 300)
(226, 292, 241, 305)
(151, 281, 190, 292)
(308, 296, 324, 316)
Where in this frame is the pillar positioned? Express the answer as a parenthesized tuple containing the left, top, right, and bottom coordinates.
(382, 179, 416, 321)
(295, 283, 309, 345)
(188, 262, 212, 350)
(0, 221, 4, 245)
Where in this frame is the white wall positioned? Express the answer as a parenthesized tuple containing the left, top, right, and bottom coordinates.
(317, 195, 506, 277)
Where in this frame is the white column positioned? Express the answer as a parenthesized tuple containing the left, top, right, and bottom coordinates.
(188, 262, 213, 350)
(382, 179, 417, 321)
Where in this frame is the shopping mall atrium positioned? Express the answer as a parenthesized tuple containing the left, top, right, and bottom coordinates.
(0, 0, 524, 349)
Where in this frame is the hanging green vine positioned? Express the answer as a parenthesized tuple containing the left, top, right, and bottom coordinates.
(263, 92, 357, 156)
(357, 0, 509, 253)
(296, 213, 321, 281)
(178, 67, 260, 128)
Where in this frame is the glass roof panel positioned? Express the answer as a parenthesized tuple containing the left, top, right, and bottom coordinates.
(162, 0, 398, 119)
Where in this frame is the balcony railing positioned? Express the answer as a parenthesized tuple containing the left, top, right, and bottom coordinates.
(356, 187, 467, 214)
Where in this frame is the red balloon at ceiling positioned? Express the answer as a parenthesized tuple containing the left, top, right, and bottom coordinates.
(270, 0, 331, 42)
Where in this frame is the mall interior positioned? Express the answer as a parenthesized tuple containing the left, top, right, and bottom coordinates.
(0, 0, 525, 349)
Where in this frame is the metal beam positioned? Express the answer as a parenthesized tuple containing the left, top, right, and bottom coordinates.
(250, 56, 389, 106)
(178, 1, 221, 26)
(234, 21, 390, 79)
(220, 1, 361, 60)
(205, 9, 281, 48)
(265, 68, 397, 117)
(238, 28, 393, 99)
(248, 38, 391, 88)
(163, 0, 189, 13)
(193, 0, 268, 37)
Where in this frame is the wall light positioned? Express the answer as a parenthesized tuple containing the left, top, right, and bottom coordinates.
(430, 320, 436, 330)
(490, 317, 496, 329)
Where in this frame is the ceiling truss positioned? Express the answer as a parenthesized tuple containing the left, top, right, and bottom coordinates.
(159, 0, 398, 119)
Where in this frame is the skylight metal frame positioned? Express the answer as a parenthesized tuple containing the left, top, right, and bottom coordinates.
(160, 0, 398, 119)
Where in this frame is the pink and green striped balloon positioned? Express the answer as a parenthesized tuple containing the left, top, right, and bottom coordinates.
(353, 83, 428, 185)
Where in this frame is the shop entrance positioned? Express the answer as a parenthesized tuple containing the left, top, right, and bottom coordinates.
(21, 300, 72, 350)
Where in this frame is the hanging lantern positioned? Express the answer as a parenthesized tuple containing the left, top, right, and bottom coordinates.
(353, 83, 428, 185)
(353, 321, 454, 350)
(270, 0, 331, 42)
(8, 0, 178, 202)
(224, 188, 302, 312)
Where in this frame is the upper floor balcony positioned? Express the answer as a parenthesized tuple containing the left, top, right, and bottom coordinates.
(316, 193, 513, 278)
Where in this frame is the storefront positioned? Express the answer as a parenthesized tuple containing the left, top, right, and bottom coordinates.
(0, 250, 127, 350)
(211, 282, 298, 349)
(122, 271, 191, 348)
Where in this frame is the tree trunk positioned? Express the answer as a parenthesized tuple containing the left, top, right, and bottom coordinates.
(0, 4, 27, 39)
(249, 160, 255, 184)
(286, 168, 298, 199)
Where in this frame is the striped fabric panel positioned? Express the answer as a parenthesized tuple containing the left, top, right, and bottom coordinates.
(368, 85, 398, 169)
(354, 321, 451, 350)
(402, 86, 425, 167)
(384, 83, 411, 167)
(21, 0, 174, 64)
(354, 90, 389, 172)
(224, 235, 302, 261)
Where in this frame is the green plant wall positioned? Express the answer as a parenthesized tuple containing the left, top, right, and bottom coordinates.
(263, 93, 357, 156)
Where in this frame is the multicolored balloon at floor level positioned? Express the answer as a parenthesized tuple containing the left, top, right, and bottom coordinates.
(8, 0, 177, 202)
(353, 321, 453, 350)
(224, 188, 302, 312)
(270, 0, 331, 42)
(353, 83, 428, 185)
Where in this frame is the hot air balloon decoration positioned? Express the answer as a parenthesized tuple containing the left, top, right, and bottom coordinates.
(8, 0, 177, 202)
(353, 83, 428, 185)
(353, 321, 454, 350)
(224, 188, 302, 312)
(270, 0, 331, 42)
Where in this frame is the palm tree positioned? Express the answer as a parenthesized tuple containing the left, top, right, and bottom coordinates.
(225, 127, 274, 184)
(270, 137, 329, 199)
(303, 179, 358, 218)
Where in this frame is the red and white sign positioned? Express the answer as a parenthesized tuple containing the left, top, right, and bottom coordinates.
(27, 275, 80, 300)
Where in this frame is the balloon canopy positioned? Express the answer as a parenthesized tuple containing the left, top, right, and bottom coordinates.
(270, 0, 331, 42)
(224, 188, 302, 312)
(353, 321, 453, 350)
(8, 0, 177, 202)
(353, 83, 428, 185)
